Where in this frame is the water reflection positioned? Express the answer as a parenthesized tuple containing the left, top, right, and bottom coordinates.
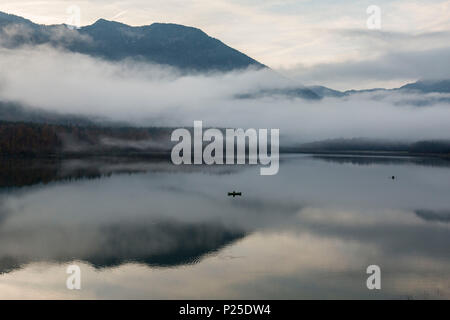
(312, 154, 450, 167)
(0, 220, 245, 273)
(414, 209, 450, 223)
(0, 155, 449, 299)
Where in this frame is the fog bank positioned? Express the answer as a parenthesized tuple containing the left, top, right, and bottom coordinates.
(0, 46, 450, 143)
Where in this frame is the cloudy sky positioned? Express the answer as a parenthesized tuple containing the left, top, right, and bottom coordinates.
(0, 0, 449, 89)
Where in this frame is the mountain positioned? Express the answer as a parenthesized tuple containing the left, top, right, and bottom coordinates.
(398, 80, 450, 93)
(308, 85, 346, 97)
(3, 11, 448, 101)
(0, 11, 32, 26)
(235, 87, 320, 100)
(0, 11, 264, 72)
(285, 138, 450, 155)
(0, 11, 321, 100)
(307, 79, 450, 98)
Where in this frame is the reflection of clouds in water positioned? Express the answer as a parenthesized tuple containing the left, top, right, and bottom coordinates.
(0, 155, 449, 298)
(1, 231, 448, 299)
(294, 207, 450, 262)
(0, 219, 245, 274)
(0, 233, 376, 299)
(0, 200, 12, 225)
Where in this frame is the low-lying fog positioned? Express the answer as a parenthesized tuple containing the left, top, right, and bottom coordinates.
(0, 45, 449, 143)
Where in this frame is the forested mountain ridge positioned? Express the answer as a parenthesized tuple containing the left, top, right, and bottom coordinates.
(0, 11, 265, 72)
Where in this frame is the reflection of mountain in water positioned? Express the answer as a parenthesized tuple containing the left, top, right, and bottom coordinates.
(415, 210, 450, 223)
(0, 220, 246, 274)
(3, 155, 449, 190)
(0, 158, 249, 274)
(0, 158, 112, 189)
(0, 157, 242, 189)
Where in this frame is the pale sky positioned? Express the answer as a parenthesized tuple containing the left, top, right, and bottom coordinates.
(1, 0, 449, 89)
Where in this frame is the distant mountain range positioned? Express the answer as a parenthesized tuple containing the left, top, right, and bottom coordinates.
(0, 11, 264, 72)
(1, 11, 449, 101)
(398, 79, 450, 93)
(309, 79, 450, 97)
(0, 11, 449, 157)
(238, 79, 450, 102)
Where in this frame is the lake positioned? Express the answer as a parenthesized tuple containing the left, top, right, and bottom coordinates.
(0, 154, 449, 299)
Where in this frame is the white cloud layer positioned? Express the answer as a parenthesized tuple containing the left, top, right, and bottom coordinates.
(0, 46, 450, 143)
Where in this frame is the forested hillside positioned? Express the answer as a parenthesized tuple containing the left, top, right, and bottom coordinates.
(0, 121, 171, 156)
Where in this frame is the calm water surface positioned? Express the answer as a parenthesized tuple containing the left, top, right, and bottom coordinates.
(0, 155, 449, 299)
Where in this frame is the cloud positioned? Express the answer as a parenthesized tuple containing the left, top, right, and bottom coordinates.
(0, 45, 450, 143)
(0, 22, 93, 49)
(283, 45, 450, 90)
